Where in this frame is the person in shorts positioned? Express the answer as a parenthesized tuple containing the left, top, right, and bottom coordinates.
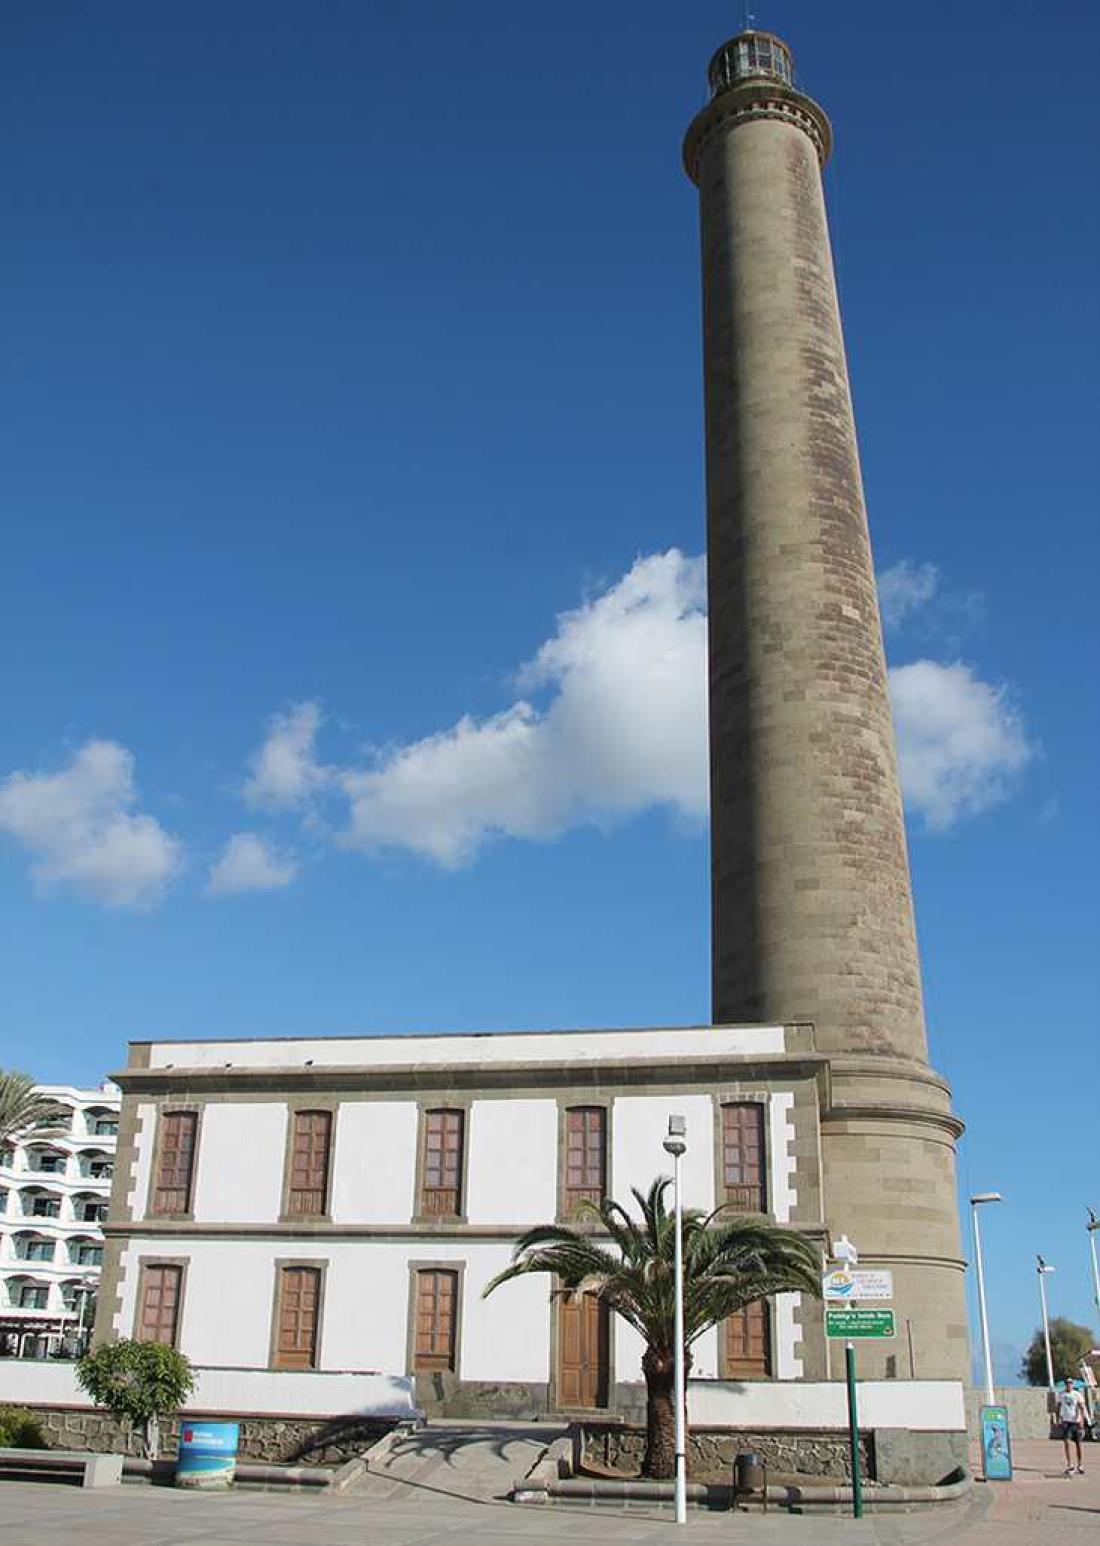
(1057, 1378, 1087, 1475)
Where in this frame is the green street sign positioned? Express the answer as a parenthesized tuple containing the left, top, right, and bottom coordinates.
(826, 1308, 896, 1339)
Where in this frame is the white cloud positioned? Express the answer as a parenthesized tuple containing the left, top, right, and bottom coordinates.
(877, 559, 939, 631)
(889, 660, 1033, 830)
(246, 551, 1031, 866)
(244, 701, 327, 809)
(0, 740, 182, 907)
(339, 550, 708, 865)
(207, 833, 298, 896)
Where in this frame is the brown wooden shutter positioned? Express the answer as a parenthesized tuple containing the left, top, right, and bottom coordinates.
(413, 1269, 458, 1371)
(152, 1112, 198, 1215)
(138, 1264, 182, 1346)
(564, 1107, 606, 1212)
(722, 1298, 771, 1379)
(274, 1266, 321, 1369)
(286, 1111, 332, 1216)
(721, 1103, 767, 1213)
(420, 1110, 464, 1217)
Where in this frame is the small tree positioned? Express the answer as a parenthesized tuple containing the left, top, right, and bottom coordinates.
(77, 1340, 195, 1458)
(1021, 1318, 1096, 1386)
(484, 1177, 821, 1479)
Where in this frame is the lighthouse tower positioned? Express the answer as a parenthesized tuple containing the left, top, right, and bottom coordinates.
(684, 31, 968, 1379)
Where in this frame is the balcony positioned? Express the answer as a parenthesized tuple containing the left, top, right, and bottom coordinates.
(77, 1151, 113, 1181)
(66, 1237, 103, 1269)
(11, 1232, 57, 1265)
(24, 1147, 69, 1178)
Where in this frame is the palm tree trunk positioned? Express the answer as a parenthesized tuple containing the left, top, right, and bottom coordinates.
(641, 1345, 691, 1479)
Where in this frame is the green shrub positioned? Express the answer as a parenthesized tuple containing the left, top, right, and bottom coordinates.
(0, 1405, 48, 1448)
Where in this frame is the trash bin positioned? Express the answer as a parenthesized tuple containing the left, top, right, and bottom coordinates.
(175, 1421, 239, 1489)
(734, 1450, 766, 1504)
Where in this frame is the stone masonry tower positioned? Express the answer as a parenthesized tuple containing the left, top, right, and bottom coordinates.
(684, 31, 968, 1379)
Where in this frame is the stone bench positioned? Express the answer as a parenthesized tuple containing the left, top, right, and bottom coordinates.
(0, 1446, 123, 1487)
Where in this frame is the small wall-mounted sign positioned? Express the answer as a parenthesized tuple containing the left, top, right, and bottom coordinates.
(822, 1268, 894, 1302)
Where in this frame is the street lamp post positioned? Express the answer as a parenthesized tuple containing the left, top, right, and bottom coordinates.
(970, 1193, 1002, 1407)
(1037, 1257, 1056, 1392)
(663, 1115, 687, 1527)
(1088, 1211, 1100, 1317)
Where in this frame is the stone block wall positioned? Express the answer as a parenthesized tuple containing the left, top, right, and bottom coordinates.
(579, 1421, 873, 1481)
(26, 1405, 393, 1465)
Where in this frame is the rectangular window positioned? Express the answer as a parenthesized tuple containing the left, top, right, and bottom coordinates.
(563, 1107, 607, 1213)
(420, 1110, 464, 1217)
(152, 1111, 198, 1215)
(413, 1268, 458, 1371)
(722, 1299, 772, 1379)
(20, 1286, 48, 1309)
(24, 1240, 55, 1262)
(76, 1245, 103, 1267)
(285, 1111, 332, 1217)
(273, 1265, 322, 1369)
(138, 1263, 183, 1347)
(32, 1198, 61, 1218)
(721, 1103, 767, 1213)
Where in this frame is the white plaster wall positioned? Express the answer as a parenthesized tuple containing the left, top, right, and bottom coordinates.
(691, 1325, 720, 1382)
(615, 1317, 646, 1386)
(192, 1104, 285, 1224)
(612, 1095, 715, 1212)
(774, 1292, 804, 1379)
(0, 1359, 416, 1418)
(330, 1102, 417, 1225)
(114, 1236, 551, 1385)
(689, 1379, 966, 1432)
(128, 1101, 156, 1222)
(147, 1024, 785, 1071)
(466, 1100, 556, 1225)
(768, 1092, 797, 1223)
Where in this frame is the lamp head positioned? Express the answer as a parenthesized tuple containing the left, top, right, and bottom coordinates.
(969, 1192, 1002, 1206)
(663, 1114, 687, 1158)
(1037, 1255, 1055, 1274)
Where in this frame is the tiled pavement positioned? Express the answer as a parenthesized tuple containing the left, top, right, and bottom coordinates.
(0, 1438, 1095, 1546)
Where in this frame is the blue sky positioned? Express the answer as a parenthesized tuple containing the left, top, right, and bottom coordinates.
(2, 3, 1097, 1372)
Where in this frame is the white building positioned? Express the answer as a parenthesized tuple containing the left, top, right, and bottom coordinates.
(102, 1024, 825, 1413)
(0, 1084, 119, 1358)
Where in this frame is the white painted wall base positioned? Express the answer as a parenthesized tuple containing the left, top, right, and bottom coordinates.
(0, 1360, 417, 1419)
(688, 1379, 965, 1432)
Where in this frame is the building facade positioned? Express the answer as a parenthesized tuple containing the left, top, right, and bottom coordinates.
(102, 1026, 825, 1415)
(0, 1084, 118, 1357)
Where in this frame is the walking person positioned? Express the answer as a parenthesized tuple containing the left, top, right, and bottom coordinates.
(1057, 1377, 1088, 1475)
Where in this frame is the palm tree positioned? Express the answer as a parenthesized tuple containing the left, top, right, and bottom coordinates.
(0, 1070, 61, 1148)
(484, 1177, 821, 1479)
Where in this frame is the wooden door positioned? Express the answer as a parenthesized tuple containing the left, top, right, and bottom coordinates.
(557, 1291, 609, 1409)
(275, 1266, 321, 1368)
(414, 1269, 458, 1371)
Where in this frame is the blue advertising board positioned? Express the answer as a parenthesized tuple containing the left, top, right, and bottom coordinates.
(175, 1421, 239, 1489)
(979, 1405, 1012, 1481)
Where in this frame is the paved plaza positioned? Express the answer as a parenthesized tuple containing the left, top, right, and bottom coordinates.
(0, 1439, 1096, 1546)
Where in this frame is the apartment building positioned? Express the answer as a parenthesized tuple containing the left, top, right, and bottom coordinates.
(0, 1084, 119, 1358)
(101, 1024, 826, 1414)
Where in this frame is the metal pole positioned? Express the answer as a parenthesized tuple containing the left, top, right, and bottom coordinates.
(673, 1144, 687, 1526)
(972, 1204, 996, 1406)
(845, 1342, 863, 1519)
(1038, 1264, 1055, 1391)
(1088, 1214, 1100, 1317)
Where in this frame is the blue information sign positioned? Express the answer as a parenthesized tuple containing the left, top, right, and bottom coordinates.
(980, 1404, 1012, 1481)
